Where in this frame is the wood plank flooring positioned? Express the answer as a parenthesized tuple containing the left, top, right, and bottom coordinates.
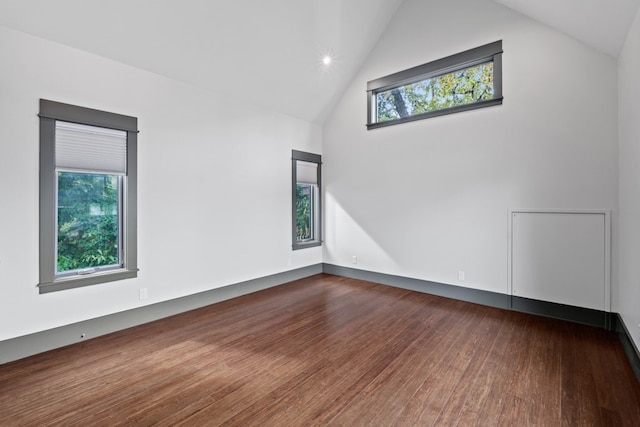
(1, 273, 639, 426)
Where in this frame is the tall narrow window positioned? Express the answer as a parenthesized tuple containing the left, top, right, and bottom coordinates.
(292, 150, 321, 250)
(367, 40, 503, 129)
(39, 100, 138, 293)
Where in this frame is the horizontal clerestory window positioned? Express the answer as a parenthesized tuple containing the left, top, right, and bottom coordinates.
(367, 40, 503, 129)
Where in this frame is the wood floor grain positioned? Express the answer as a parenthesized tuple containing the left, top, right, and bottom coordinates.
(1, 274, 639, 426)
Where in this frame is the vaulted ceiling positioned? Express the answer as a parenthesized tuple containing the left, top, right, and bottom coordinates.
(0, 0, 638, 124)
(495, 0, 640, 58)
(0, 0, 405, 124)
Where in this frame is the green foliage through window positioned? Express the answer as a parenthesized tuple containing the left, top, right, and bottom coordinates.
(57, 172, 121, 273)
(366, 41, 502, 129)
(376, 62, 494, 123)
(296, 184, 314, 241)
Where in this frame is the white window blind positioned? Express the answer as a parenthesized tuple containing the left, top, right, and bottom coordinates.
(55, 121, 127, 174)
(296, 160, 318, 185)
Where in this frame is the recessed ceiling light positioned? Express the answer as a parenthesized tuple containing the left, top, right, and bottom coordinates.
(322, 55, 332, 65)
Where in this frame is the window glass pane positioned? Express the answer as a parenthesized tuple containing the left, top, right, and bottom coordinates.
(376, 62, 494, 122)
(296, 183, 315, 242)
(57, 172, 121, 274)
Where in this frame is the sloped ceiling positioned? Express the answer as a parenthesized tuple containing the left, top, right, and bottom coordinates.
(0, 0, 405, 124)
(494, 0, 640, 58)
(0, 0, 638, 124)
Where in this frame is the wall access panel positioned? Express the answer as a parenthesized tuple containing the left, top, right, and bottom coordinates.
(510, 210, 610, 311)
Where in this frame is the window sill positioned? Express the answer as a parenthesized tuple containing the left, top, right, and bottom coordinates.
(39, 269, 138, 294)
(292, 241, 322, 251)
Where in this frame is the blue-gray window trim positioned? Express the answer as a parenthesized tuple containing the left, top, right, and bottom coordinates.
(292, 150, 322, 250)
(38, 99, 139, 293)
(367, 40, 503, 129)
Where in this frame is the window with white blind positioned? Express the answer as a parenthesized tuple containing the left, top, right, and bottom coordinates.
(39, 99, 138, 293)
(292, 150, 321, 250)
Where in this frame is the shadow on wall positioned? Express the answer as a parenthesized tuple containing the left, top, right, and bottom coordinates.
(324, 190, 397, 271)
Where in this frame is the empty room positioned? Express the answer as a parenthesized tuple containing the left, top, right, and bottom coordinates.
(1, 0, 640, 425)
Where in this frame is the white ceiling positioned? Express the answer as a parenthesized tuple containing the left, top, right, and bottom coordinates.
(0, 0, 638, 124)
(495, 0, 640, 58)
(0, 0, 405, 124)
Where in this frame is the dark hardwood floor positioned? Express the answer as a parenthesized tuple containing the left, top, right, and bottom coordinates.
(1, 274, 639, 426)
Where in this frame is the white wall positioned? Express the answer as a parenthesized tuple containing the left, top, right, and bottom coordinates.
(323, 0, 619, 298)
(0, 0, 629, 347)
(0, 26, 322, 341)
(619, 7, 640, 350)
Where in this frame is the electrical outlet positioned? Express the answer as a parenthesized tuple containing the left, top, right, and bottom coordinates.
(458, 271, 465, 281)
(352, 256, 358, 264)
(139, 288, 148, 300)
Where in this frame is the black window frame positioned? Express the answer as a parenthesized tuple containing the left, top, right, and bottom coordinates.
(292, 150, 322, 251)
(367, 40, 503, 129)
(38, 99, 139, 293)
